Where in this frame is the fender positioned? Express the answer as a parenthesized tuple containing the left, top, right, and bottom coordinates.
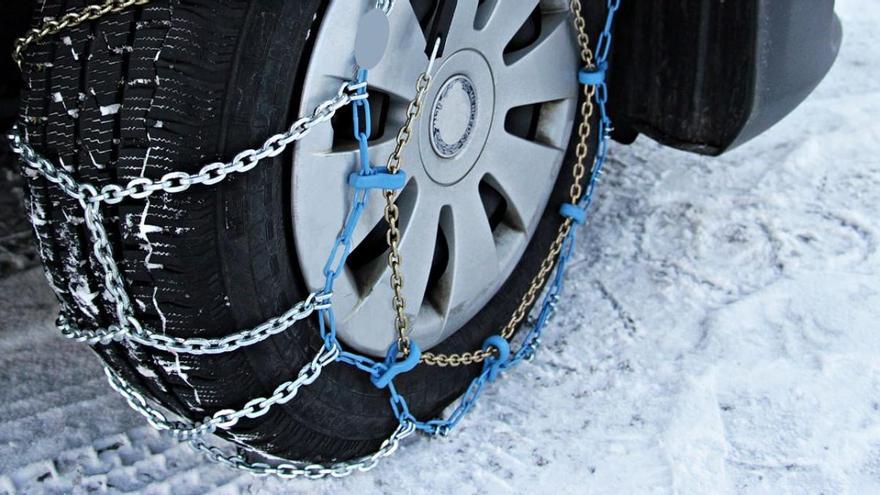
(606, 0, 842, 155)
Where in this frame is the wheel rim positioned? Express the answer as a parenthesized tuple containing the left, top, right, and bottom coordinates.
(292, 0, 580, 356)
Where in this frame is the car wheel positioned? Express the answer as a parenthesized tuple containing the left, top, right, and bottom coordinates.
(19, 0, 594, 462)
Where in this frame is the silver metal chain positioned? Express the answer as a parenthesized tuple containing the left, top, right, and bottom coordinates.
(7, 80, 359, 354)
(105, 340, 340, 440)
(189, 420, 415, 479)
(104, 339, 415, 480)
(8, 81, 361, 206)
(10, 0, 421, 478)
(56, 292, 330, 352)
(375, 0, 395, 14)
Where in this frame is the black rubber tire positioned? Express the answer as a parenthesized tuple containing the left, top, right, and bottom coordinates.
(18, 0, 599, 462)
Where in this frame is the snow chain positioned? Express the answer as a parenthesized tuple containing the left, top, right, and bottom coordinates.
(9, 0, 621, 479)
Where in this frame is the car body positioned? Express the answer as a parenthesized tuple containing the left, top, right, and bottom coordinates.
(1, 0, 841, 157)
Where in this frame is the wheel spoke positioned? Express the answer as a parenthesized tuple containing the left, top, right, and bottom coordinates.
(482, 132, 564, 232)
(444, 0, 480, 49)
(328, 267, 362, 323)
(348, 189, 442, 348)
(397, 190, 442, 319)
(408, 301, 445, 344)
(369, 183, 439, 314)
(478, 0, 540, 50)
(444, 189, 500, 315)
(368, 5, 430, 102)
(499, 17, 579, 108)
(292, 138, 399, 288)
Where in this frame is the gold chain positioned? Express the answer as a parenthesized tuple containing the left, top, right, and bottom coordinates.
(420, 0, 597, 366)
(383, 71, 434, 356)
(12, 0, 151, 70)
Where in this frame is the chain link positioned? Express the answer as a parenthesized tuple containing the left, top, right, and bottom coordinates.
(13, 0, 150, 69)
(189, 420, 415, 479)
(105, 340, 340, 440)
(55, 292, 330, 353)
(80, 196, 135, 323)
(10, 103, 342, 355)
(420, 0, 598, 367)
(7, 131, 84, 199)
(375, 0, 396, 15)
(8, 82, 357, 207)
(382, 67, 434, 356)
(105, 339, 417, 480)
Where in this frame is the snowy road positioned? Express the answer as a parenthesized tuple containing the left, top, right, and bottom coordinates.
(2, 0, 879, 493)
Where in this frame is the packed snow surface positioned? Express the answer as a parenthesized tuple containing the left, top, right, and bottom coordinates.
(1, 0, 878, 493)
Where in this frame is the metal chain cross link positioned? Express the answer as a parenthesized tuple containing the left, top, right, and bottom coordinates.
(12, 0, 150, 69)
(6, 76, 359, 353)
(382, 40, 439, 356)
(104, 341, 341, 441)
(9, 0, 621, 478)
(8, 80, 356, 206)
(188, 420, 416, 479)
(54, 291, 331, 353)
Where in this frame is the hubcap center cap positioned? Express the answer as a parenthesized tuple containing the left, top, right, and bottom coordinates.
(430, 75, 477, 159)
(419, 49, 495, 186)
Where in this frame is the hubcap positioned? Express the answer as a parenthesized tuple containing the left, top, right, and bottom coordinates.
(292, 0, 580, 356)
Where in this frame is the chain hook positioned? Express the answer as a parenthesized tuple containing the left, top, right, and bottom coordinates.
(371, 340, 422, 389)
(481, 336, 511, 382)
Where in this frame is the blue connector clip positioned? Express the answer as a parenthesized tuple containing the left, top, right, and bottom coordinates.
(578, 62, 607, 86)
(559, 203, 587, 225)
(349, 168, 407, 190)
(481, 335, 510, 382)
(371, 340, 422, 389)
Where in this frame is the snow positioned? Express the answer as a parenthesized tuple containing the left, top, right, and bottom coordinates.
(69, 279, 100, 320)
(1, 0, 878, 492)
(98, 104, 121, 116)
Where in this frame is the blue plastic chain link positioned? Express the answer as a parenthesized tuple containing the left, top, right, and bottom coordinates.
(313, 66, 415, 389)
(314, 0, 621, 439)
